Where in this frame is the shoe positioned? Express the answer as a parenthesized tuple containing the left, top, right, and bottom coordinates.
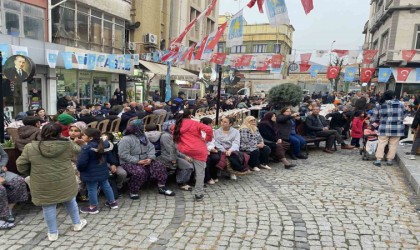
(79, 206, 99, 214)
(105, 201, 118, 209)
(323, 148, 334, 154)
(259, 165, 271, 170)
(252, 167, 261, 172)
(4, 214, 15, 223)
(0, 221, 15, 230)
(386, 160, 393, 166)
(129, 193, 140, 200)
(207, 179, 216, 185)
(158, 187, 175, 196)
(373, 160, 381, 167)
(48, 233, 58, 241)
(289, 154, 298, 160)
(73, 219, 87, 231)
(214, 179, 219, 183)
(194, 194, 204, 202)
(296, 154, 308, 159)
(178, 184, 192, 191)
(341, 144, 355, 150)
(285, 164, 296, 169)
(409, 155, 416, 160)
(230, 174, 237, 181)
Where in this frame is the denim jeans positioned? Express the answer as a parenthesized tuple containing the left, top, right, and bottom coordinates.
(288, 134, 307, 156)
(86, 179, 115, 207)
(42, 197, 80, 234)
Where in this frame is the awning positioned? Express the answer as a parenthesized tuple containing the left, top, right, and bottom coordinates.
(139, 60, 197, 80)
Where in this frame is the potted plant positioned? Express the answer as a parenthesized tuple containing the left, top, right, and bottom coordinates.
(1, 140, 15, 149)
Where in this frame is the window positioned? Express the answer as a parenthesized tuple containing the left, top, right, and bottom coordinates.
(274, 43, 281, 54)
(416, 25, 420, 49)
(380, 31, 389, 54)
(217, 43, 224, 53)
(231, 45, 246, 53)
(253, 44, 267, 53)
(5, 12, 19, 36)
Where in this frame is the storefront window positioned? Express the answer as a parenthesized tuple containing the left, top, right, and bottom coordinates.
(56, 69, 77, 99)
(24, 16, 44, 40)
(78, 70, 92, 107)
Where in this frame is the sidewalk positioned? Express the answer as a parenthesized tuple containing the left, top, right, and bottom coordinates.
(395, 143, 420, 196)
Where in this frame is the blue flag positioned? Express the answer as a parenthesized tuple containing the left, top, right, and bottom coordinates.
(153, 51, 159, 62)
(378, 68, 392, 82)
(61, 52, 73, 69)
(87, 54, 97, 70)
(0, 44, 9, 65)
(416, 68, 420, 81)
(310, 65, 323, 78)
(344, 67, 357, 82)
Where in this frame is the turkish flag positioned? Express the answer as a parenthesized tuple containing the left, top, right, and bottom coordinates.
(235, 55, 253, 67)
(210, 53, 226, 65)
(194, 35, 208, 60)
(397, 68, 412, 82)
(299, 64, 311, 72)
(247, 0, 264, 13)
(181, 43, 196, 61)
(402, 50, 416, 62)
(300, 53, 312, 64)
(360, 68, 375, 82)
(256, 56, 271, 71)
(332, 49, 349, 58)
(362, 50, 378, 64)
(206, 22, 227, 50)
(205, 0, 218, 16)
(327, 66, 340, 79)
(271, 54, 283, 68)
(301, 0, 314, 15)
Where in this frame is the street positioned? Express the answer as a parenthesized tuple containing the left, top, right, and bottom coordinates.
(1, 149, 420, 250)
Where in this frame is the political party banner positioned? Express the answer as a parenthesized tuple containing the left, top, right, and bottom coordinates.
(310, 65, 323, 77)
(362, 50, 378, 64)
(194, 35, 209, 60)
(0, 44, 9, 65)
(107, 54, 117, 69)
(378, 68, 392, 82)
(360, 68, 375, 82)
(226, 9, 244, 48)
(210, 53, 227, 65)
(397, 68, 412, 82)
(116, 54, 125, 70)
(124, 54, 132, 71)
(402, 50, 416, 62)
(271, 54, 283, 68)
(96, 54, 107, 67)
(87, 54, 97, 70)
(299, 64, 311, 72)
(344, 67, 357, 82)
(11, 45, 28, 56)
(206, 22, 227, 50)
(75, 52, 86, 69)
(416, 68, 420, 81)
(265, 0, 290, 26)
(46, 49, 59, 69)
(332, 49, 349, 58)
(61, 52, 74, 69)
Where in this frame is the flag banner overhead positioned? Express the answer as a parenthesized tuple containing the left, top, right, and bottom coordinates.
(11, 45, 28, 56)
(226, 10, 244, 48)
(360, 68, 375, 82)
(347, 50, 360, 64)
(46, 49, 59, 69)
(327, 66, 340, 79)
(344, 67, 357, 82)
(194, 36, 208, 60)
(402, 50, 416, 62)
(362, 50, 378, 64)
(255, 55, 272, 71)
(299, 63, 311, 72)
(301, 0, 314, 15)
(235, 54, 253, 67)
(61, 52, 74, 69)
(315, 50, 328, 58)
(210, 53, 227, 64)
(378, 68, 392, 82)
(310, 65, 323, 77)
(206, 22, 227, 50)
(271, 54, 283, 68)
(247, 0, 265, 13)
(397, 68, 412, 82)
(332, 49, 349, 58)
(300, 53, 312, 64)
(265, 0, 290, 27)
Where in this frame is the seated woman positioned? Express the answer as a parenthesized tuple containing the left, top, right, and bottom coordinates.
(239, 116, 271, 171)
(36, 108, 50, 126)
(200, 117, 220, 185)
(118, 119, 174, 200)
(0, 145, 28, 230)
(158, 126, 194, 191)
(277, 107, 308, 160)
(214, 117, 249, 180)
(258, 112, 296, 169)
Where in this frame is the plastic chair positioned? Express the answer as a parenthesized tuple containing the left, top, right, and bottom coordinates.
(96, 119, 110, 133)
(87, 121, 98, 128)
(109, 118, 121, 133)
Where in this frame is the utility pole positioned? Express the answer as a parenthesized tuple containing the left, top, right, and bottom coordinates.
(0, 52, 4, 143)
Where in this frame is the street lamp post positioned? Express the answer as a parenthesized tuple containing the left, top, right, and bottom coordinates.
(329, 40, 336, 65)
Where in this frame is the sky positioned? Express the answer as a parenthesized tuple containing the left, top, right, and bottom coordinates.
(219, 0, 371, 56)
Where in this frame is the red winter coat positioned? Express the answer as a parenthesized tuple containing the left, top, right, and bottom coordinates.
(175, 119, 213, 161)
(351, 117, 365, 139)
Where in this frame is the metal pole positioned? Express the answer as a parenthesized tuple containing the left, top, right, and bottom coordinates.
(215, 64, 222, 126)
(0, 52, 4, 143)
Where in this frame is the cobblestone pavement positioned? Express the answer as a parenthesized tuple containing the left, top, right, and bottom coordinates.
(1, 149, 420, 249)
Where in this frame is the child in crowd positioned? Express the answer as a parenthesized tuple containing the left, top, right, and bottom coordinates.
(350, 111, 366, 148)
(144, 123, 162, 157)
(364, 124, 379, 157)
(68, 122, 88, 201)
(77, 128, 118, 214)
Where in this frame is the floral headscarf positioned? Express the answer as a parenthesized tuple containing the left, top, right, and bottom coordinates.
(125, 119, 148, 145)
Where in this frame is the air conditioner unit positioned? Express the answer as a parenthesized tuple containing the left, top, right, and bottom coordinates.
(126, 42, 136, 50)
(144, 33, 158, 45)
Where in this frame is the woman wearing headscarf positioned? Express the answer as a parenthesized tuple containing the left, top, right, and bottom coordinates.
(239, 116, 271, 171)
(118, 119, 174, 200)
(258, 112, 296, 169)
(370, 90, 405, 166)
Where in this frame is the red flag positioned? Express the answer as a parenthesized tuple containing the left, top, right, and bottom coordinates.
(327, 66, 340, 79)
(256, 56, 271, 71)
(402, 50, 416, 62)
(397, 68, 412, 82)
(210, 53, 226, 65)
(360, 68, 375, 82)
(161, 48, 179, 62)
(194, 35, 208, 60)
(332, 49, 349, 58)
(247, 0, 264, 13)
(301, 0, 314, 15)
(362, 50, 378, 64)
(300, 53, 312, 64)
(206, 22, 227, 50)
(205, 0, 218, 16)
(234, 55, 253, 67)
(181, 43, 196, 61)
(299, 64, 311, 72)
(271, 54, 283, 68)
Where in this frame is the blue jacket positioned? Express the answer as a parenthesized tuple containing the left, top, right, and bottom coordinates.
(77, 140, 117, 182)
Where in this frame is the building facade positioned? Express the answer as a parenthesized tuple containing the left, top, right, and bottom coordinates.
(363, 0, 420, 96)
